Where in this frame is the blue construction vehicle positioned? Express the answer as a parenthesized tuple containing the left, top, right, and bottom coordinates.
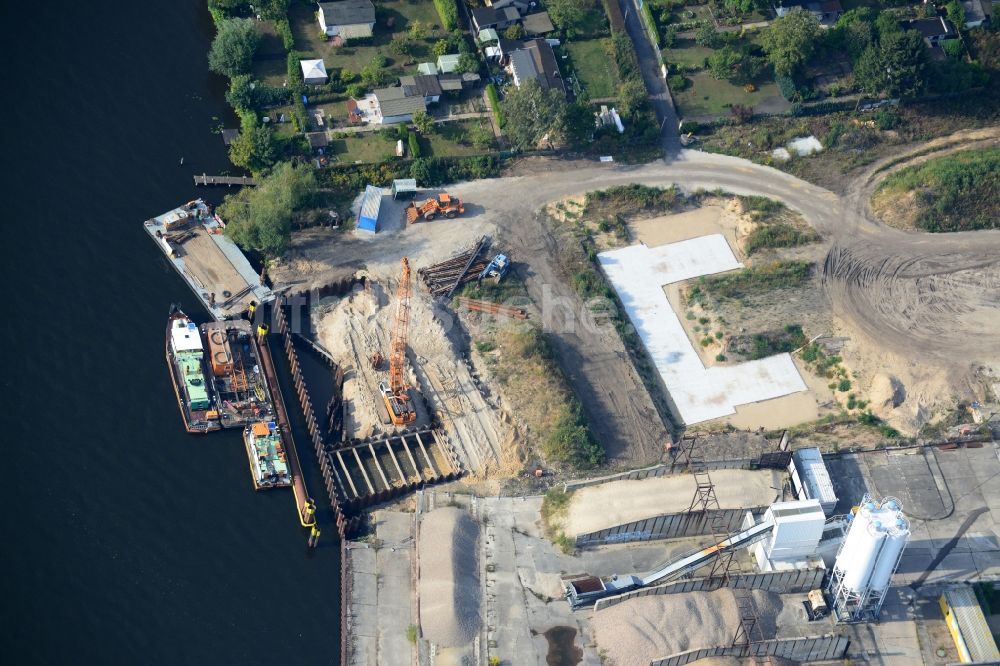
(478, 254, 510, 283)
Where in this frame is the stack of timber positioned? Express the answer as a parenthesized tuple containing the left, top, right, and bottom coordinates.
(418, 236, 489, 297)
(457, 297, 527, 319)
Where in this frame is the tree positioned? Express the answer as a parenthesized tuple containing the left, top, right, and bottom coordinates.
(500, 79, 567, 150)
(945, 0, 966, 30)
(561, 102, 594, 148)
(361, 55, 391, 87)
(408, 20, 429, 40)
(616, 78, 649, 119)
(259, 0, 290, 21)
(854, 29, 928, 98)
(723, 0, 754, 17)
(470, 123, 494, 150)
(411, 110, 434, 134)
(226, 74, 257, 111)
(760, 8, 820, 77)
(208, 18, 260, 77)
(457, 53, 480, 74)
(228, 111, 278, 173)
(220, 161, 318, 257)
(547, 0, 598, 38)
(834, 8, 876, 59)
(432, 40, 450, 58)
(695, 23, 724, 49)
(388, 35, 416, 57)
(503, 24, 525, 40)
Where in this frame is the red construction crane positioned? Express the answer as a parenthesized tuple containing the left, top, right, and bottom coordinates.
(379, 257, 417, 425)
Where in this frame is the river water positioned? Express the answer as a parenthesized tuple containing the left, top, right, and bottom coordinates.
(1, 2, 341, 663)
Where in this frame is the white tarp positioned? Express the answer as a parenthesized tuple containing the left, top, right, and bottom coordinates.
(598, 235, 807, 424)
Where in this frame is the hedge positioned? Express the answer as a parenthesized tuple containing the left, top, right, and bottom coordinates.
(274, 18, 294, 51)
(407, 131, 421, 158)
(433, 0, 459, 31)
(641, 2, 661, 48)
(486, 83, 505, 128)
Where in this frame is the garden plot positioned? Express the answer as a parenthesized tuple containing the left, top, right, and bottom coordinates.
(598, 235, 807, 424)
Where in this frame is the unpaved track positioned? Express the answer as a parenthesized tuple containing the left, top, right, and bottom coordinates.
(275, 140, 1000, 461)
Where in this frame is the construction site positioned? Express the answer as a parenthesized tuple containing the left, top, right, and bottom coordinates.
(255, 144, 1000, 665)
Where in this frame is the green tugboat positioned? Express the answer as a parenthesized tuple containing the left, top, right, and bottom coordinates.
(165, 306, 221, 433)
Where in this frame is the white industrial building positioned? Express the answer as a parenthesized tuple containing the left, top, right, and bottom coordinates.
(789, 447, 838, 516)
(752, 499, 827, 573)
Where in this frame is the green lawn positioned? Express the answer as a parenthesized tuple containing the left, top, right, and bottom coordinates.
(673, 71, 784, 119)
(423, 118, 493, 156)
(665, 39, 714, 70)
(329, 132, 401, 164)
(289, 1, 441, 82)
(566, 39, 618, 99)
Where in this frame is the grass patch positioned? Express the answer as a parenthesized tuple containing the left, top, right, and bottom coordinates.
(672, 70, 786, 120)
(744, 223, 818, 255)
(698, 261, 813, 300)
(859, 410, 900, 439)
(583, 184, 682, 218)
(566, 39, 619, 99)
(728, 324, 807, 360)
(406, 624, 418, 644)
(875, 147, 1000, 232)
(484, 326, 604, 468)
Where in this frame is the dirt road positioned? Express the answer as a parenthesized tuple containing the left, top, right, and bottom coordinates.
(273, 141, 1000, 458)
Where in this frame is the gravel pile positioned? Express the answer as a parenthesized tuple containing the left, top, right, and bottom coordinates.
(418, 507, 481, 647)
(592, 590, 783, 666)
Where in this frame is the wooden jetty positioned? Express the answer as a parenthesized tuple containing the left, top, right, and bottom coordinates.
(193, 173, 257, 187)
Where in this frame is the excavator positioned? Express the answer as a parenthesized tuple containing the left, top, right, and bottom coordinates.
(404, 192, 465, 223)
(378, 257, 418, 425)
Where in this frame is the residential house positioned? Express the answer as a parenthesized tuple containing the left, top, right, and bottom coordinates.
(906, 16, 959, 46)
(437, 53, 463, 74)
(371, 87, 427, 124)
(299, 59, 328, 85)
(485, 0, 531, 11)
(960, 0, 989, 28)
(438, 72, 482, 93)
(400, 74, 443, 104)
(774, 0, 844, 22)
(522, 12, 555, 36)
(471, 6, 522, 32)
(507, 39, 566, 96)
(318, 0, 376, 39)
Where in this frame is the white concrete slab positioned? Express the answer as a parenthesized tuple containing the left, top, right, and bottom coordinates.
(598, 235, 807, 424)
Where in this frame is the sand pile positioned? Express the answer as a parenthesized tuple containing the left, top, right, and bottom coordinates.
(418, 507, 482, 647)
(592, 590, 783, 666)
(561, 469, 781, 537)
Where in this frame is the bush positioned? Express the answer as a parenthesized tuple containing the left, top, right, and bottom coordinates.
(699, 261, 813, 300)
(407, 131, 421, 158)
(743, 222, 818, 255)
(776, 74, 797, 101)
(274, 18, 294, 51)
(486, 83, 505, 128)
(668, 74, 689, 91)
(837, 379, 852, 392)
(433, 0, 459, 31)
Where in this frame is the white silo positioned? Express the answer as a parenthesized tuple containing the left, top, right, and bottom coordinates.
(827, 495, 909, 622)
(868, 503, 910, 593)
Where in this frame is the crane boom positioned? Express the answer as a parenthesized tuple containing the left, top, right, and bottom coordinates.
(389, 257, 411, 394)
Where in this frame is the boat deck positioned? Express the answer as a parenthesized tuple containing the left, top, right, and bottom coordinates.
(202, 320, 275, 429)
(144, 200, 272, 320)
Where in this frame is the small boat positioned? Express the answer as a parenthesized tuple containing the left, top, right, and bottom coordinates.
(165, 306, 221, 433)
(243, 422, 292, 490)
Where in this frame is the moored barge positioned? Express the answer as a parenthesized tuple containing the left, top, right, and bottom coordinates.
(166, 306, 221, 433)
(243, 422, 292, 489)
(201, 319, 275, 429)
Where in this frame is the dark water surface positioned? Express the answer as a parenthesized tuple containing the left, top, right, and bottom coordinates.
(1, 3, 340, 663)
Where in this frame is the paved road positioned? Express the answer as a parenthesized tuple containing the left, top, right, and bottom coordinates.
(617, 0, 682, 157)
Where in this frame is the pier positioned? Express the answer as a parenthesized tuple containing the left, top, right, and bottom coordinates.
(256, 329, 316, 529)
(193, 174, 256, 187)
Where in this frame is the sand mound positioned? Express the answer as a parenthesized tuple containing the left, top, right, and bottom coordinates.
(592, 590, 782, 666)
(869, 373, 905, 414)
(562, 470, 781, 537)
(418, 507, 482, 647)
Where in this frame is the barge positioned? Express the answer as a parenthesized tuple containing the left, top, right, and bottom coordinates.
(144, 199, 273, 321)
(243, 422, 292, 489)
(166, 306, 221, 433)
(201, 319, 275, 429)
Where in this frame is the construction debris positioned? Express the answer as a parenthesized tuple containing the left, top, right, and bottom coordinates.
(417, 236, 489, 297)
(457, 297, 527, 320)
